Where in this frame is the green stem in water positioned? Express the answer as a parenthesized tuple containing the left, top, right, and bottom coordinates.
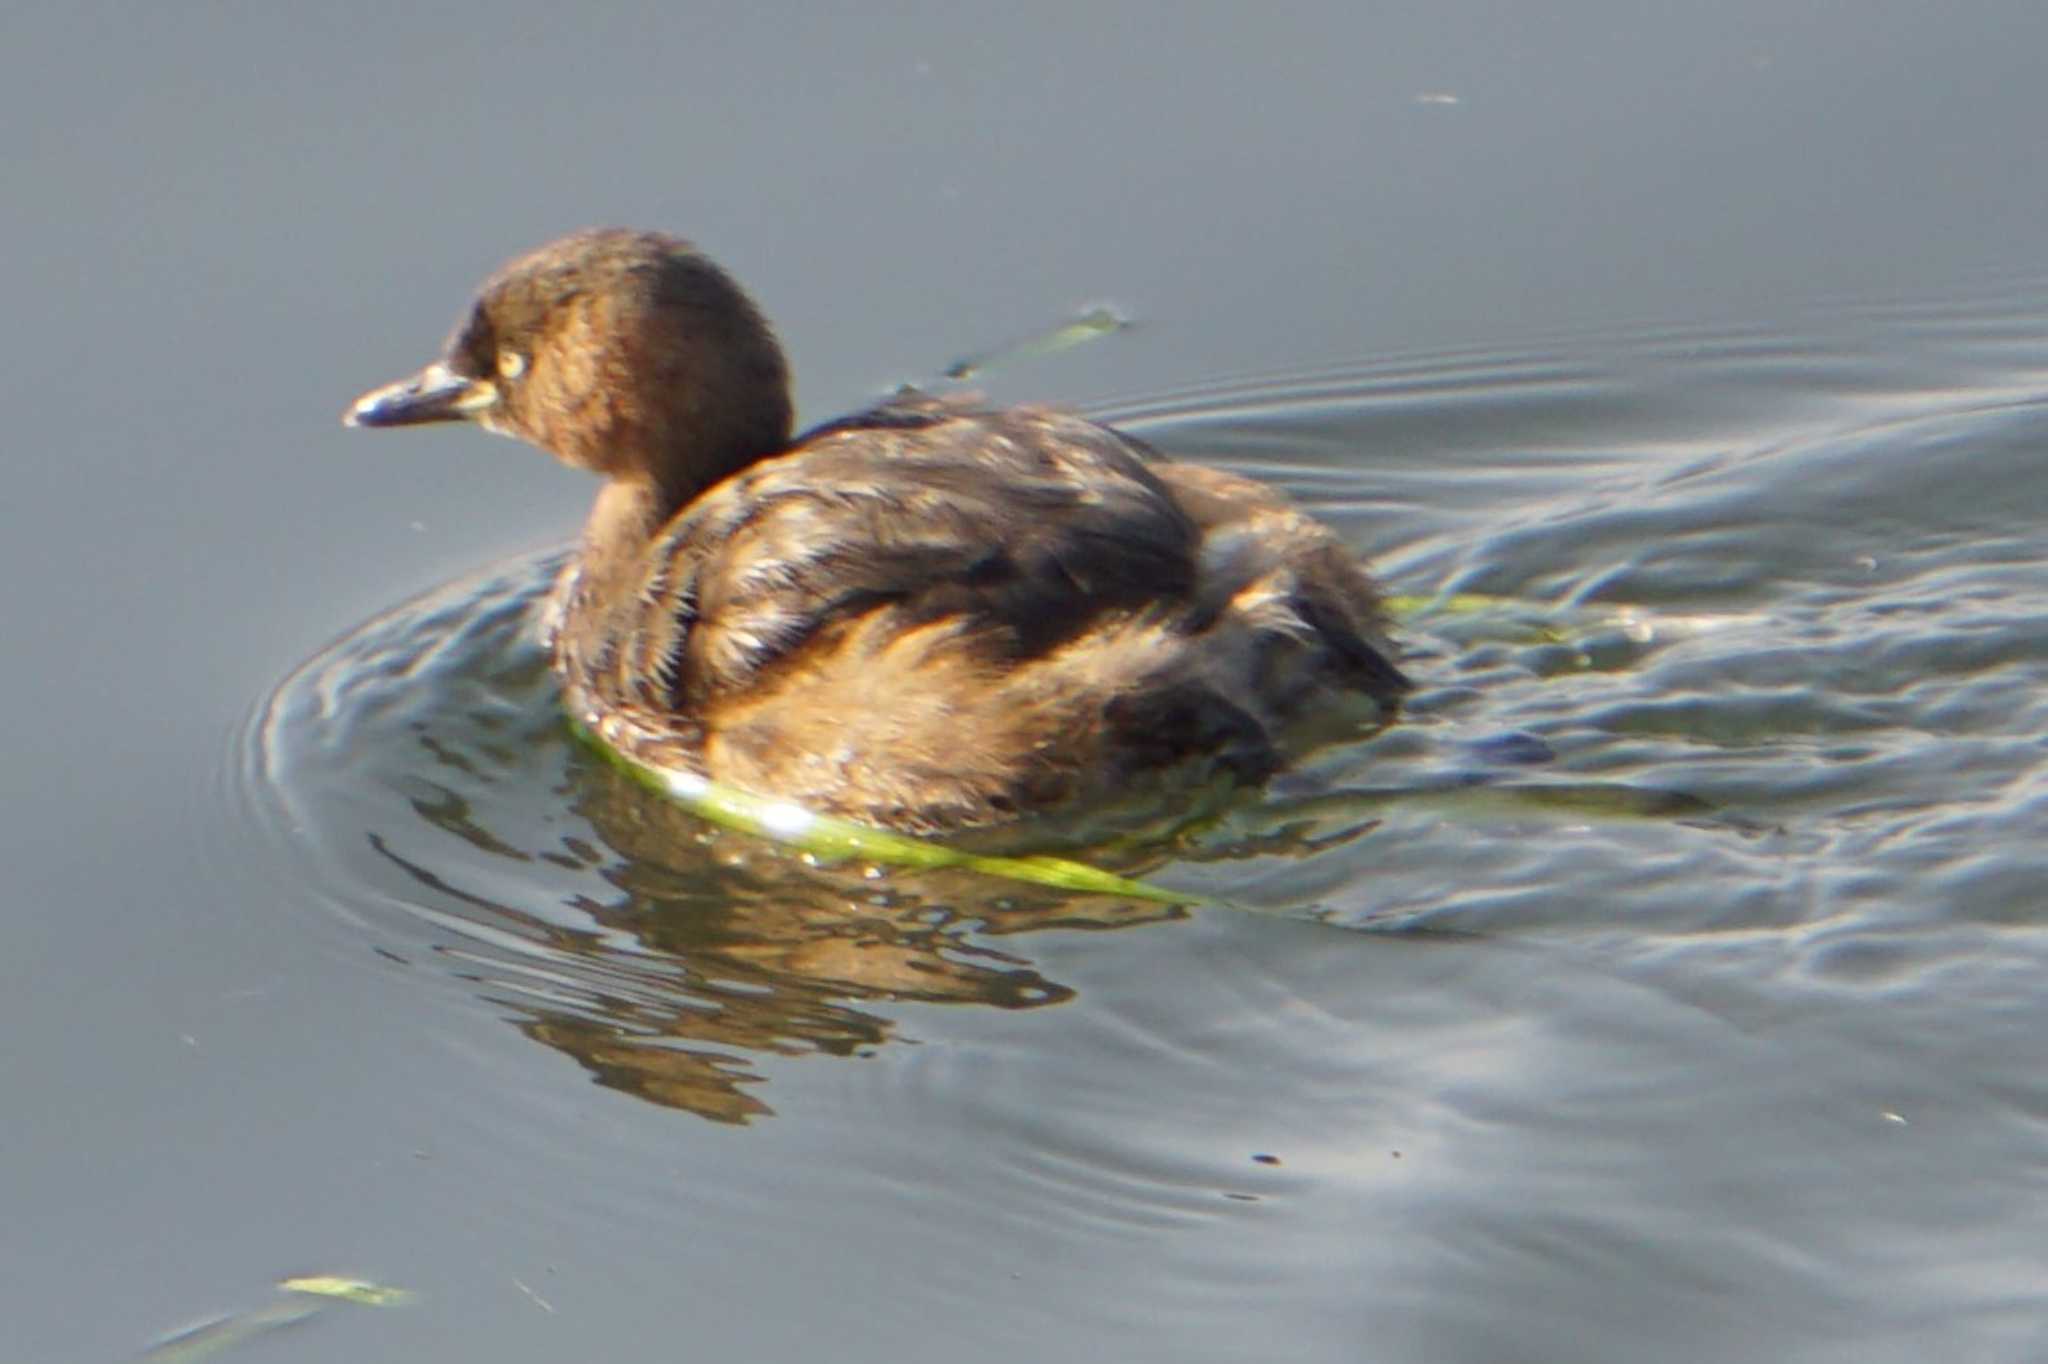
(570, 717, 1196, 905)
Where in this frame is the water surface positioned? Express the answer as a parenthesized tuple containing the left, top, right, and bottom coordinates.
(245, 297, 2048, 1360)
(8, 6, 2048, 1361)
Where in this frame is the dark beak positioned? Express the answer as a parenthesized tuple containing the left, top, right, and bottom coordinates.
(343, 362, 498, 428)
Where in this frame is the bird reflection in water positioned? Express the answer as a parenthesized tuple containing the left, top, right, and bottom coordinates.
(371, 739, 1188, 1125)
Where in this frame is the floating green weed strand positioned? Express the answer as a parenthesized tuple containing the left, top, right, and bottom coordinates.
(571, 718, 1195, 905)
(1383, 592, 1510, 617)
(141, 1278, 414, 1361)
(1383, 591, 1576, 641)
(943, 306, 1130, 380)
(570, 594, 1689, 901)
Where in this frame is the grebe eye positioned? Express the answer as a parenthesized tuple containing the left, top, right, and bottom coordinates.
(498, 350, 528, 380)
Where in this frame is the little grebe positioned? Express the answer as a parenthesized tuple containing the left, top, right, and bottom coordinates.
(345, 229, 1408, 832)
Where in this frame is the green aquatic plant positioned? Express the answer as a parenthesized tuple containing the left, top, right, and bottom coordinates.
(942, 305, 1131, 380)
(569, 593, 1717, 902)
(571, 716, 1196, 906)
(141, 1277, 414, 1361)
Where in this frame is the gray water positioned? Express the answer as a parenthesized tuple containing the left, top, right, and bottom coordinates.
(5, 6, 2046, 1362)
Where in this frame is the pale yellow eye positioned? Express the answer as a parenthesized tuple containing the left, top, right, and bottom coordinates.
(497, 351, 527, 380)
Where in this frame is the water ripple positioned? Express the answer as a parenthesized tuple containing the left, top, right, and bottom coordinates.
(240, 304, 2048, 1144)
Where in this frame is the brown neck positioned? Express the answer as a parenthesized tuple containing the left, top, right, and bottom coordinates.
(577, 394, 789, 568)
(575, 477, 673, 614)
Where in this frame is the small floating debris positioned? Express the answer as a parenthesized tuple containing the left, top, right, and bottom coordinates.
(280, 1275, 417, 1307)
(943, 304, 1131, 381)
(142, 1276, 415, 1361)
(512, 1276, 557, 1313)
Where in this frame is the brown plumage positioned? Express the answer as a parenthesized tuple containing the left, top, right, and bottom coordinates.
(346, 229, 1407, 832)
